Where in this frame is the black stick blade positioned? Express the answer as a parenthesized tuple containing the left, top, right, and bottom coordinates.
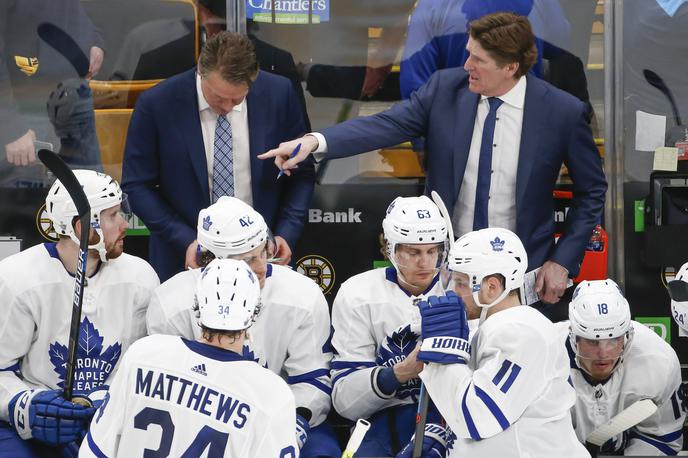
(37, 22, 89, 78)
(38, 149, 90, 218)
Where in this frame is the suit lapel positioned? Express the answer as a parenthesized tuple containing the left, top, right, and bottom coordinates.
(452, 89, 480, 201)
(178, 69, 210, 204)
(515, 75, 547, 209)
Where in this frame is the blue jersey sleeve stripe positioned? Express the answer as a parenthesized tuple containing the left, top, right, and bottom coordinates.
(294, 379, 332, 396)
(634, 428, 684, 443)
(287, 369, 330, 384)
(491, 360, 511, 386)
(331, 367, 359, 385)
(86, 432, 109, 458)
(499, 363, 521, 394)
(628, 431, 679, 455)
(0, 362, 20, 373)
(474, 385, 511, 431)
(330, 361, 376, 370)
(461, 385, 482, 441)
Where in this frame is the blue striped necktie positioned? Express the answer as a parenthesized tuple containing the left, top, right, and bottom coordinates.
(473, 97, 503, 230)
(212, 114, 234, 202)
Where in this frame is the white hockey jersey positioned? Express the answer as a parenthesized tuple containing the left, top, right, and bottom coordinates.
(79, 335, 297, 458)
(0, 243, 159, 422)
(557, 320, 686, 455)
(330, 267, 445, 421)
(147, 263, 333, 426)
(420, 305, 588, 458)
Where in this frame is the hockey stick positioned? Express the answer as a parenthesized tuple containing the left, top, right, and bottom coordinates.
(37, 22, 89, 78)
(341, 419, 371, 458)
(585, 399, 658, 456)
(409, 191, 456, 457)
(643, 69, 682, 126)
(38, 150, 91, 403)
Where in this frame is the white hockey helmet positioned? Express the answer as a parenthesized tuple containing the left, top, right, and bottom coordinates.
(197, 196, 270, 259)
(45, 169, 125, 262)
(196, 258, 261, 331)
(448, 228, 528, 309)
(568, 279, 634, 372)
(668, 262, 688, 337)
(382, 196, 448, 272)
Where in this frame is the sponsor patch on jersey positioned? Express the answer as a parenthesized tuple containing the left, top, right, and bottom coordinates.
(296, 254, 335, 294)
(36, 203, 59, 242)
(49, 317, 121, 395)
(191, 363, 207, 376)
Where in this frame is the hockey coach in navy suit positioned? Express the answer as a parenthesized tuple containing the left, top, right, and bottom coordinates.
(123, 32, 314, 282)
(261, 12, 607, 306)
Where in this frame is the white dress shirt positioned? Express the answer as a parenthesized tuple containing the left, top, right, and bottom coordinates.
(196, 73, 252, 205)
(452, 76, 526, 237)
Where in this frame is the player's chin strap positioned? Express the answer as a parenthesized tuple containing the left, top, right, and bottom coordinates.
(68, 223, 107, 262)
(474, 289, 510, 325)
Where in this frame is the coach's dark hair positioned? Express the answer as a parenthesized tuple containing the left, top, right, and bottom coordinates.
(198, 31, 258, 86)
(469, 12, 537, 78)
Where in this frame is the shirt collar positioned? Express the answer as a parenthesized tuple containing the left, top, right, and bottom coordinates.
(480, 75, 526, 110)
(195, 72, 246, 115)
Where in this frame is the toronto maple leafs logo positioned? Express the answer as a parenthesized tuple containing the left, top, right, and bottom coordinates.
(376, 324, 421, 400)
(490, 236, 505, 252)
(242, 343, 268, 369)
(203, 215, 213, 231)
(49, 317, 121, 396)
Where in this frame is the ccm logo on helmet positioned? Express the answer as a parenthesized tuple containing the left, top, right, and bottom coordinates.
(309, 208, 362, 223)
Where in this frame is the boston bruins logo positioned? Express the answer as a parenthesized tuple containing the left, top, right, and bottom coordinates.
(36, 203, 58, 241)
(296, 255, 335, 294)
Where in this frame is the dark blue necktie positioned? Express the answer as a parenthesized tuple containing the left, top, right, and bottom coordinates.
(473, 97, 504, 230)
(212, 115, 234, 203)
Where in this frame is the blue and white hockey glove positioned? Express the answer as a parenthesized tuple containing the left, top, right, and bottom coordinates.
(396, 423, 448, 458)
(295, 409, 311, 450)
(417, 291, 471, 364)
(60, 385, 111, 456)
(375, 324, 421, 399)
(8, 389, 96, 445)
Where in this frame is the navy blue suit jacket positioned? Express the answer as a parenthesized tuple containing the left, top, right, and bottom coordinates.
(321, 69, 607, 275)
(122, 69, 313, 281)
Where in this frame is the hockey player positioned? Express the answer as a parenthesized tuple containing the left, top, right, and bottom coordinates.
(330, 195, 448, 456)
(0, 170, 159, 457)
(414, 227, 587, 457)
(146, 196, 339, 457)
(667, 261, 688, 418)
(80, 258, 298, 457)
(668, 261, 688, 339)
(563, 279, 686, 455)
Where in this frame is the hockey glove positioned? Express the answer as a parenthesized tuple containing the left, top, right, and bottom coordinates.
(8, 389, 96, 445)
(60, 385, 111, 456)
(375, 324, 422, 399)
(396, 423, 448, 458)
(417, 291, 471, 364)
(295, 414, 310, 450)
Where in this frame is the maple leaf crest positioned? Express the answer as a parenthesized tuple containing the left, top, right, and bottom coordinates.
(242, 343, 267, 369)
(48, 317, 122, 394)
